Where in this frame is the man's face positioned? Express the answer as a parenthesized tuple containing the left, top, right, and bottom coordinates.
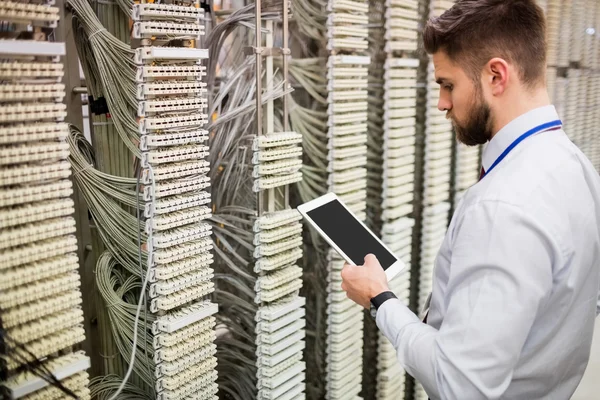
(433, 51, 494, 146)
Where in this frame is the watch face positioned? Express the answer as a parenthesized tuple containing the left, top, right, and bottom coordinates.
(370, 304, 377, 320)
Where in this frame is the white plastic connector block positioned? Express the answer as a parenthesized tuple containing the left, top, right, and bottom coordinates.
(3, 352, 90, 399)
(146, 176, 210, 199)
(133, 3, 203, 21)
(151, 237, 213, 266)
(147, 206, 212, 233)
(143, 160, 210, 183)
(146, 191, 211, 217)
(153, 300, 218, 334)
(252, 147, 303, 164)
(139, 114, 208, 135)
(0, 161, 71, 187)
(133, 21, 204, 39)
(135, 47, 209, 64)
(136, 64, 206, 82)
(139, 98, 207, 117)
(254, 247, 303, 273)
(150, 223, 212, 249)
(254, 209, 301, 232)
(254, 223, 302, 245)
(137, 81, 207, 100)
(151, 253, 213, 282)
(0, 40, 65, 57)
(142, 145, 209, 166)
(0, 198, 74, 229)
(0, 83, 65, 102)
(253, 132, 302, 150)
(253, 172, 303, 192)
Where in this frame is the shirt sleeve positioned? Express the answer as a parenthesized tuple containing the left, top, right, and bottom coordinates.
(376, 201, 555, 400)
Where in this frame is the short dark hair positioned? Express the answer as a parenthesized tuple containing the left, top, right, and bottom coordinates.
(423, 0, 547, 88)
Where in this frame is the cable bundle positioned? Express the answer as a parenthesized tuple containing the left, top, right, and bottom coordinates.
(0, 7, 90, 400)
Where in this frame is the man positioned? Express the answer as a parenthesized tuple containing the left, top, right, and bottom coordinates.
(341, 0, 600, 399)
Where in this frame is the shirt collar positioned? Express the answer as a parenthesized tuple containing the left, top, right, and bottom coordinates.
(482, 105, 561, 172)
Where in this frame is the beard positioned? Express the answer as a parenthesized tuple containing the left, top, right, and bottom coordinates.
(451, 93, 494, 146)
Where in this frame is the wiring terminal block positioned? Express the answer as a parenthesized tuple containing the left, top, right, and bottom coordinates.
(254, 208, 306, 400)
(0, 5, 90, 399)
(133, 1, 218, 397)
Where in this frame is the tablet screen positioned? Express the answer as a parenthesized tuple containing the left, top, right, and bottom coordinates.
(306, 199, 397, 269)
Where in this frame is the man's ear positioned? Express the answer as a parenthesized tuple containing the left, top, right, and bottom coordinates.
(483, 57, 509, 96)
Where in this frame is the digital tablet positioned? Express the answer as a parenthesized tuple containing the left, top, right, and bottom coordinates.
(297, 192, 405, 281)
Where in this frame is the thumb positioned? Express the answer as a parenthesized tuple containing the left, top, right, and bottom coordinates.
(364, 253, 379, 267)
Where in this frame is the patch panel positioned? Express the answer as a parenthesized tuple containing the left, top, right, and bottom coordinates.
(151, 281, 215, 312)
(154, 316, 216, 349)
(0, 122, 68, 144)
(252, 146, 303, 163)
(0, 272, 80, 310)
(0, 142, 69, 166)
(156, 344, 217, 378)
(147, 176, 210, 199)
(139, 98, 207, 117)
(0, 290, 82, 329)
(0, 235, 78, 271)
(137, 81, 207, 99)
(133, 3, 204, 21)
(135, 47, 209, 63)
(254, 172, 303, 192)
(143, 145, 210, 166)
(3, 351, 90, 399)
(0, 83, 65, 102)
(0, 161, 71, 187)
(151, 253, 213, 283)
(147, 206, 212, 232)
(0, 1, 59, 27)
(0, 253, 78, 291)
(141, 129, 209, 149)
(156, 357, 217, 391)
(254, 159, 303, 178)
(0, 62, 64, 80)
(253, 132, 303, 149)
(136, 64, 206, 81)
(155, 331, 217, 364)
(7, 308, 84, 345)
(254, 223, 303, 245)
(254, 247, 303, 273)
(0, 198, 74, 229)
(0, 103, 67, 123)
(151, 223, 212, 249)
(147, 191, 211, 217)
(140, 113, 209, 134)
(0, 217, 76, 250)
(143, 160, 210, 183)
(151, 238, 213, 266)
(150, 268, 214, 297)
(4, 326, 86, 370)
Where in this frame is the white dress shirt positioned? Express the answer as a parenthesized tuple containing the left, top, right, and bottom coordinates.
(376, 105, 600, 399)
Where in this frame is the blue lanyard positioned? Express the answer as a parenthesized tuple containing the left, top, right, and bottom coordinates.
(482, 119, 562, 178)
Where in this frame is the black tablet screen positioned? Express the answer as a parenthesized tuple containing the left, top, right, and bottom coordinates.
(306, 199, 397, 269)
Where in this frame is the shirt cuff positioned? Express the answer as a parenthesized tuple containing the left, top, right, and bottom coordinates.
(375, 297, 422, 342)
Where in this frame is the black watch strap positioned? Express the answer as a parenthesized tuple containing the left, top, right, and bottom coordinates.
(370, 291, 397, 310)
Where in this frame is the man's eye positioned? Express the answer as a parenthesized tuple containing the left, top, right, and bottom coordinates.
(444, 84, 453, 91)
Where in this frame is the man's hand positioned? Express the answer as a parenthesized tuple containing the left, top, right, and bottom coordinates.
(341, 254, 390, 309)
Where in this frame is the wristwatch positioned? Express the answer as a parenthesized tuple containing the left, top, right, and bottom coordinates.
(369, 291, 397, 320)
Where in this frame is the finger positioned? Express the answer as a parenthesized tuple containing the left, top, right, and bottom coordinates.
(364, 253, 380, 267)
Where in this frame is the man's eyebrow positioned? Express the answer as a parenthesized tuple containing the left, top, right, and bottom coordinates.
(436, 77, 449, 85)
